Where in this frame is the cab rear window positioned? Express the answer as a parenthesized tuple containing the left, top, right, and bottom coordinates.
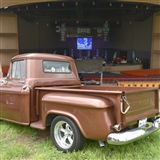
(43, 60, 71, 73)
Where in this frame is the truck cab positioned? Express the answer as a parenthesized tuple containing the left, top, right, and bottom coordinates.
(0, 53, 80, 124)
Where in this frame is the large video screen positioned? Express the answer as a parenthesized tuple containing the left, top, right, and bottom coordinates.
(77, 38, 92, 50)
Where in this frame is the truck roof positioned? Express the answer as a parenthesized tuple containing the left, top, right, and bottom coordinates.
(11, 53, 74, 61)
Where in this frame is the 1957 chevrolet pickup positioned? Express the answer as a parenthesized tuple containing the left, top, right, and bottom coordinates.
(0, 53, 160, 152)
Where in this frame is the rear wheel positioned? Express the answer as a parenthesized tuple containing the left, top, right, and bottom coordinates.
(50, 116, 86, 152)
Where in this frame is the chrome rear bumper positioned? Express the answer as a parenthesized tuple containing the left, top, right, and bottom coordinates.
(107, 118, 160, 145)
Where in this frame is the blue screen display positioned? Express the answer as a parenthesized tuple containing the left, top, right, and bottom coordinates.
(77, 38, 92, 50)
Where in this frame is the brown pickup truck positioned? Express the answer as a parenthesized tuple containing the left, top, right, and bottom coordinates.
(0, 53, 160, 152)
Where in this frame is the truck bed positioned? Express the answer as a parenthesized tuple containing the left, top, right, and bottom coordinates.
(36, 85, 159, 129)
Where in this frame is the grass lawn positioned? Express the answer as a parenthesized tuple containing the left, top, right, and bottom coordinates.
(0, 120, 160, 160)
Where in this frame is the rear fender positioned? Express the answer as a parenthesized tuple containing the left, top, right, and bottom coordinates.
(41, 92, 116, 140)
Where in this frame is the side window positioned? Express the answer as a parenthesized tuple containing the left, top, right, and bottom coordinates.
(11, 60, 25, 79)
(43, 60, 71, 73)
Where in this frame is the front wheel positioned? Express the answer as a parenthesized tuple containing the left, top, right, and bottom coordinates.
(50, 116, 86, 152)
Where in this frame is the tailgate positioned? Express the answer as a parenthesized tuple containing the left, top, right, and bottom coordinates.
(121, 89, 159, 127)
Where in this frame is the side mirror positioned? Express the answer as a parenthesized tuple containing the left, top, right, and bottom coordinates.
(0, 78, 6, 84)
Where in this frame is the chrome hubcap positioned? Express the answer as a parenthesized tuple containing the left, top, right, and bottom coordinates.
(54, 121, 74, 149)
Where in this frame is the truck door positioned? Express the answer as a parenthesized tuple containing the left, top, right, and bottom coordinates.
(0, 60, 30, 124)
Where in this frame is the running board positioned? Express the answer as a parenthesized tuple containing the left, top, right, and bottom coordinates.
(30, 120, 45, 130)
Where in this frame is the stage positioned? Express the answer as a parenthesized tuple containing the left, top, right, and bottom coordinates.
(102, 63, 143, 72)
